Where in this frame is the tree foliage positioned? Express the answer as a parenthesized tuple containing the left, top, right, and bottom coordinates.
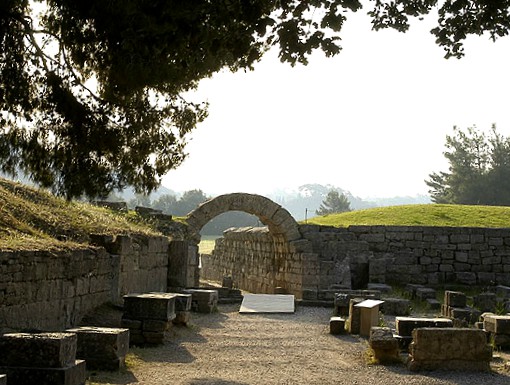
(426, 125, 510, 206)
(316, 190, 351, 215)
(2, 1, 510, 198)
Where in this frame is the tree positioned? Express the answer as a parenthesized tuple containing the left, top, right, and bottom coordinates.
(426, 125, 510, 206)
(152, 194, 178, 214)
(173, 189, 209, 216)
(2, 1, 510, 199)
(316, 190, 351, 215)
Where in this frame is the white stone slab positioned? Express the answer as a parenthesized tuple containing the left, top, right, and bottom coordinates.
(239, 294, 295, 314)
(354, 299, 385, 309)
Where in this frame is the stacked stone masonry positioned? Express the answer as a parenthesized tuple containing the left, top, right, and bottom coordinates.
(202, 224, 510, 299)
(200, 227, 310, 297)
(0, 234, 169, 331)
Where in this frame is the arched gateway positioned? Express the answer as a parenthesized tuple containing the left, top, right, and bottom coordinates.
(168, 193, 314, 297)
(186, 193, 302, 243)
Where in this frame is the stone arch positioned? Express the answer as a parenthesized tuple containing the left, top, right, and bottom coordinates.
(185, 193, 302, 243)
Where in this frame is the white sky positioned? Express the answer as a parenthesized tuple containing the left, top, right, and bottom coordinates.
(162, 11, 510, 199)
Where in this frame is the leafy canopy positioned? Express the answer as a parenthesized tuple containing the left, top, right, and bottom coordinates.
(426, 125, 510, 206)
(2, 1, 510, 199)
(316, 190, 351, 215)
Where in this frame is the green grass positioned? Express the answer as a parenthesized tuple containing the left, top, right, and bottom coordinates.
(305, 204, 510, 228)
(199, 235, 220, 254)
(0, 178, 160, 251)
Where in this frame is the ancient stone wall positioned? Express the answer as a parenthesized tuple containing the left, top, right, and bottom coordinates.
(200, 227, 311, 296)
(0, 234, 169, 331)
(348, 225, 510, 287)
(201, 224, 510, 298)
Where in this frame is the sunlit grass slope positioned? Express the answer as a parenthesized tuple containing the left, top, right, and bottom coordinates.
(0, 178, 159, 251)
(306, 204, 510, 228)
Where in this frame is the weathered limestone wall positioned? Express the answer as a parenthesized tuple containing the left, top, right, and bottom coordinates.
(200, 227, 312, 297)
(201, 224, 510, 298)
(0, 234, 169, 331)
(91, 234, 169, 298)
(348, 225, 510, 287)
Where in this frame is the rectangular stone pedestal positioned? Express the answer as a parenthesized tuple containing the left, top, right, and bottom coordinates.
(66, 327, 130, 371)
(329, 317, 346, 335)
(395, 317, 452, 337)
(0, 333, 77, 368)
(408, 328, 492, 371)
(0, 360, 86, 385)
(183, 289, 218, 313)
(123, 292, 177, 321)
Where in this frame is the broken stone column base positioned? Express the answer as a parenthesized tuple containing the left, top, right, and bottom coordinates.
(369, 327, 400, 364)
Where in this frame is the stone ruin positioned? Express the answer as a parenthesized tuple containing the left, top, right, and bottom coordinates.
(328, 283, 510, 372)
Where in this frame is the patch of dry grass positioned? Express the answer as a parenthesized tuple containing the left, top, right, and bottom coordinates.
(0, 178, 160, 251)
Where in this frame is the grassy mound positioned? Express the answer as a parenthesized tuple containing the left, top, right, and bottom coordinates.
(0, 178, 159, 251)
(306, 204, 510, 228)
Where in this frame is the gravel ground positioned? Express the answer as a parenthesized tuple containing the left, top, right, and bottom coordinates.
(86, 304, 510, 385)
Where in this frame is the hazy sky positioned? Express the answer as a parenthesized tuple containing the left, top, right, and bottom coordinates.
(162, 11, 510, 199)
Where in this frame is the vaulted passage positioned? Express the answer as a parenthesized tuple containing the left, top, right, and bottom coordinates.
(186, 193, 302, 243)
(179, 193, 311, 297)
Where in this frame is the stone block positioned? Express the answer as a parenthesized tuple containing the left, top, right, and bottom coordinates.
(380, 298, 410, 316)
(182, 289, 218, 313)
(492, 333, 510, 348)
(329, 317, 346, 335)
(408, 328, 492, 371)
(334, 293, 351, 316)
(473, 292, 497, 312)
(367, 283, 392, 293)
(404, 284, 423, 299)
(369, 327, 400, 363)
(450, 307, 480, 324)
(484, 315, 510, 334)
(415, 287, 436, 301)
(395, 317, 453, 337)
(348, 298, 363, 334)
(426, 298, 441, 310)
(496, 285, 510, 298)
(0, 333, 77, 368)
(66, 327, 129, 371)
(120, 318, 142, 330)
(173, 311, 191, 326)
(142, 331, 165, 345)
(301, 289, 318, 300)
(444, 290, 467, 308)
(454, 272, 477, 286)
(123, 292, 177, 321)
(143, 319, 170, 333)
(0, 375, 5, 385)
(0, 359, 86, 385)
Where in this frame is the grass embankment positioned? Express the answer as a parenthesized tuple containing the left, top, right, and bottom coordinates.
(0, 178, 160, 251)
(306, 204, 510, 228)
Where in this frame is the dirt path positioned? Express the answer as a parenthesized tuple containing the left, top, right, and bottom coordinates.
(86, 304, 510, 385)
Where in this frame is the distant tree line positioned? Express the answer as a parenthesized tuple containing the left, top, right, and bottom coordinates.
(426, 125, 510, 206)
